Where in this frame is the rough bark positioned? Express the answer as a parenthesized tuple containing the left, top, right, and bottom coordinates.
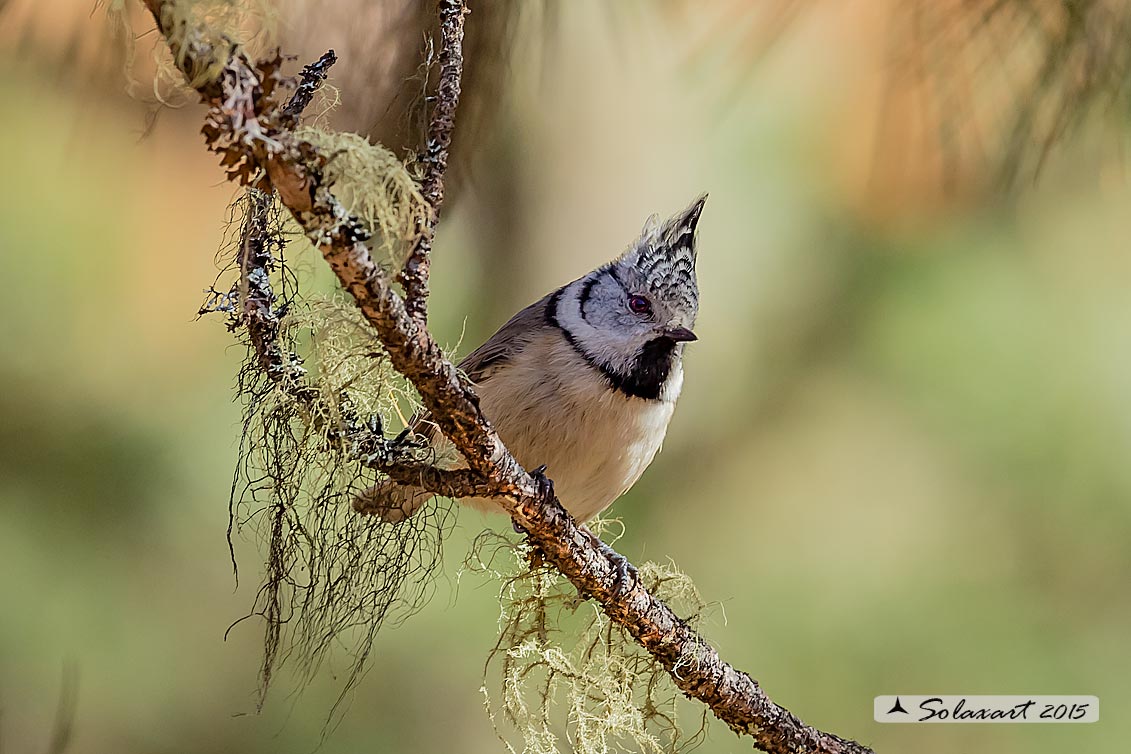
(141, 1, 873, 752)
(397, 0, 466, 327)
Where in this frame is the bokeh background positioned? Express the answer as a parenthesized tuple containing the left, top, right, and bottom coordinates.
(2, 1, 1129, 753)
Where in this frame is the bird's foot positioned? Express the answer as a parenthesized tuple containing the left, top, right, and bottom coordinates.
(529, 464, 556, 506)
(515, 465, 557, 564)
(514, 464, 554, 533)
(595, 537, 639, 597)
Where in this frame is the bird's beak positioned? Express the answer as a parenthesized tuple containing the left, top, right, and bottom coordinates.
(662, 326, 698, 343)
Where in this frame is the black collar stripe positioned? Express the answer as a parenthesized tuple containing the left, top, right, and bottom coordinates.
(545, 286, 672, 401)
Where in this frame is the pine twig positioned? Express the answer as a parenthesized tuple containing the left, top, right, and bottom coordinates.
(234, 50, 484, 497)
(283, 49, 337, 119)
(398, 0, 467, 328)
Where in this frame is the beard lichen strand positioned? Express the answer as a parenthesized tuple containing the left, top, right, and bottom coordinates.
(226, 68, 457, 715)
(226, 194, 464, 726)
(470, 530, 711, 754)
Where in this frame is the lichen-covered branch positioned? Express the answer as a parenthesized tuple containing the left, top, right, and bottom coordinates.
(398, 0, 467, 327)
(142, 1, 871, 751)
(234, 52, 490, 506)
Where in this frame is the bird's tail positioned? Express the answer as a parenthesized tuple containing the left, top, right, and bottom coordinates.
(353, 480, 432, 523)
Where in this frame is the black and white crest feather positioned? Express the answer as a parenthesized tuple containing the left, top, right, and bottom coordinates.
(618, 194, 705, 322)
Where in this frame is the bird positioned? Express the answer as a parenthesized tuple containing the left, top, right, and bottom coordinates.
(355, 194, 706, 524)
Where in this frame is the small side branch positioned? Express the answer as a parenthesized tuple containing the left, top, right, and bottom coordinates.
(234, 51, 477, 495)
(283, 49, 337, 120)
(142, 2, 871, 751)
(398, 0, 467, 327)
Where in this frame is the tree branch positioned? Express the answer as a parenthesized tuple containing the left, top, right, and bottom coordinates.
(142, 1, 872, 751)
(398, 0, 467, 327)
(235, 52, 489, 502)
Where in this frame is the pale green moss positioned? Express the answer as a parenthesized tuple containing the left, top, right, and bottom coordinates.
(294, 127, 429, 266)
(467, 524, 711, 754)
(107, 0, 279, 103)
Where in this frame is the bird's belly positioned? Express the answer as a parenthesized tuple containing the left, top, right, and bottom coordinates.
(465, 354, 679, 522)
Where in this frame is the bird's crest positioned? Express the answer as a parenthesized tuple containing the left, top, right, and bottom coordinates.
(620, 194, 706, 317)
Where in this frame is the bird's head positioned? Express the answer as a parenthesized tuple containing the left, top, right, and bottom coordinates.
(612, 193, 704, 340)
(553, 195, 706, 399)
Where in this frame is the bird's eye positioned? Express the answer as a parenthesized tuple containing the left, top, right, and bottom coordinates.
(627, 295, 652, 315)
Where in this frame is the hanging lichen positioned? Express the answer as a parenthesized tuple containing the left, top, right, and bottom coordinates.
(466, 525, 711, 754)
(201, 189, 455, 734)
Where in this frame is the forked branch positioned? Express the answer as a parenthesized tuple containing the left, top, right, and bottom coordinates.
(141, 1, 872, 751)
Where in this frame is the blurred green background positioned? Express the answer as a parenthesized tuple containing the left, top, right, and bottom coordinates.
(1, 1, 1129, 753)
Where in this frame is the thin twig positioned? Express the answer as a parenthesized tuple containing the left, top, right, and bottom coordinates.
(283, 49, 337, 119)
(398, 0, 467, 327)
(141, 2, 871, 751)
(235, 51, 476, 494)
(42, 661, 79, 754)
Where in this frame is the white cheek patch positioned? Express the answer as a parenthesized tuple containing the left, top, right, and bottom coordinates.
(555, 278, 641, 375)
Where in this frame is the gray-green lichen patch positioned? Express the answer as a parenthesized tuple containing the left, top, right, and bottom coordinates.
(294, 127, 429, 267)
(108, 0, 280, 104)
(467, 525, 712, 754)
(210, 189, 453, 731)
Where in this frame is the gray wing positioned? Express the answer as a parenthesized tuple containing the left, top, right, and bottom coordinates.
(406, 292, 555, 444)
(458, 292, 554, 381)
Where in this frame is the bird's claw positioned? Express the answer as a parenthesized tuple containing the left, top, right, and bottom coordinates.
(529, 464, 555, 506)
(612, 553, 638, 595)
(514, 464, 554, 545)
(513, 466, 553, 534)
(595, 538, 638, 597)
